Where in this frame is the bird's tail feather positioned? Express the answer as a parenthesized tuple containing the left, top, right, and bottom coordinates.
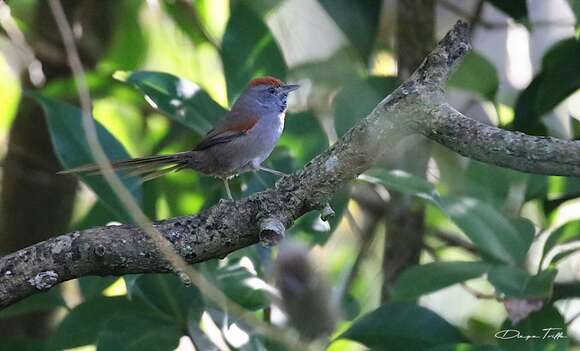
(58, 151, 193, 182)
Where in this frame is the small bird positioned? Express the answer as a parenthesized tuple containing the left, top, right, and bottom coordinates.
(60, 76, 300, 199)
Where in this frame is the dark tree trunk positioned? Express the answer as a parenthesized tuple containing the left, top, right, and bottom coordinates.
(381, 0, 435, 302)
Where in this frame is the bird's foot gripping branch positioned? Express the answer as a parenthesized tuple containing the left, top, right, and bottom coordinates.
(3, 21, 580, 309)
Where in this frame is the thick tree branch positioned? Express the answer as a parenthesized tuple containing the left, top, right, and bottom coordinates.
(2, 21, 579, 309)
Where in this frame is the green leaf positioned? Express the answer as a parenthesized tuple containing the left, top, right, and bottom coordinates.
(291, 186, 350, 245)
(439, 197, 534, 265)
(488, 266, 557, 299)
(46, 296, 149, 351)
(363, 168, 439, 204)
(333, 76, 401, 137)
(513, 75, 546, 135)
(103, 0, 146, 69)
(537, 39, 580, 115)
(448, 52, 499, 100)
(570, 0, 580, 34)
(0, 337, 45, 351)
(541, 220, 580, 264)
(0, 288, 66, 319)
(96, 314, 182, 351)
(221, 2, 286, 103)
(216, 258, 272, 311)
(392, 261, 491, 301)
(126, 273, 203, 324)
(319, 0, 382, 62)
(79, 276, 119, 300)
(514, 39, 580, 134)
(498, 305, 568, 351)
(485, 0, 527, 21)
(428, 345, 502, 351)
(31, 93, 142, 222)
(338, 303, 466, 350)
(123, 71, 226, 135)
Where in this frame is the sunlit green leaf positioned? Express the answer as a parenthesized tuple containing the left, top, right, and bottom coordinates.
(488, 266, 557, 299)
(221, 2, 286, 102)
(31, 93, 142, 222)
(392, 261, 490, 301)
(338, 303, 466, 350)
(123, 71, 226, 135)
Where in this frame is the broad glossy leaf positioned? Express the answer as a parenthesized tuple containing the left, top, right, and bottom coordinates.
(439, 197, 534, 265)
(542, 220, 580, 263)
(428, 345, 502, 351)
(79, 276, 119, 300)
(363, 168, 440, 204)
(488, 266, 557, 299)
(96, 314, 182, 351)
(46, 296, 149, 351)
(498, 305, 568, 351)
(291, 186, 350, 245)
(485, 0, 527, 21)
(319, 0, 382, 62)
(464, 160, 530, 208)
(448, 52, 499, 100)
(104, 0, 146, 69)
(126, 273, 203, 324)
(0, 288, 65, 319)
(571, 0, 580, 33)
(0, 338, 44, 351)
(513, 76, 546, 135)
(221, 2, 286, 103)
(31, 93, 141, 222)
(216, 258, 272, 311)
(333, 76, 401, 137)
(338, 303, 466, 350)
(392, 261, 490, 301)
(537, 39, 580, 114)
(514, 39, 580, 134)
(123, 71, 226, 135)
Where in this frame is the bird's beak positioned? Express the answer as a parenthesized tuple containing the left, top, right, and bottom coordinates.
(281, 84, 300, 93)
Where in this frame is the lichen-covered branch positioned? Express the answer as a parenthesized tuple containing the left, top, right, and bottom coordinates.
(2, 21, 579, 309)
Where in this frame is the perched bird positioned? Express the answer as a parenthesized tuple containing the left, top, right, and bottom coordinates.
(60, 76, 300, 199)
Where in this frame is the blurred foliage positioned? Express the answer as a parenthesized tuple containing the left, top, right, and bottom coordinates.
(1, 0, 580, 350)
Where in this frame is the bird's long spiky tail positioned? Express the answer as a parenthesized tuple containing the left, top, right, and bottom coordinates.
(58, 151, 194, 182)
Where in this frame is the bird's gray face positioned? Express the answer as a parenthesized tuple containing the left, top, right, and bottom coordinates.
(254, 84, 301, 113)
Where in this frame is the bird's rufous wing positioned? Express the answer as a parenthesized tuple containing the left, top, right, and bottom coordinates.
(193, 112, 259, 151)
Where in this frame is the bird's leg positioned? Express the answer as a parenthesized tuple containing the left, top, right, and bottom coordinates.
(223, 178, 233, 200)
(258, 166, 288, 177)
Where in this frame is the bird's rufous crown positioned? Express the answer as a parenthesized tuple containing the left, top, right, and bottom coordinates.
(249, 76, 283, 87)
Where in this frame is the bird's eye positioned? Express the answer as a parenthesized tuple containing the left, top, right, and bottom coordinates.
(267, 87, 276, 94)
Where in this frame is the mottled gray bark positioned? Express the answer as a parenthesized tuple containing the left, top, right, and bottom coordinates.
(2, 21, 580, 309)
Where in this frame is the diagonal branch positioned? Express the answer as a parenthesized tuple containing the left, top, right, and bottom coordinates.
(2, 20, 579, 309)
